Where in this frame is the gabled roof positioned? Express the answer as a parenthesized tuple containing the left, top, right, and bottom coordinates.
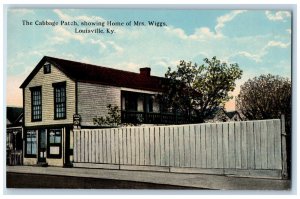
(226, 111, 239, 119)
(226, 110, 242, 120)
(205, 107, 241, 120)
(20, 56, 165, 92)
(212, 108, 242, 120)
(7, 107, 23, 127)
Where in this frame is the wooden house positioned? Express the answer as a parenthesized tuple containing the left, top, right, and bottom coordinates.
(204, 108, 243, 123)
(20, 56, 171, 167)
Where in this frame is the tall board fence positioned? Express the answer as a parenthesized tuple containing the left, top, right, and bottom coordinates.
(73, 119, 287, 179)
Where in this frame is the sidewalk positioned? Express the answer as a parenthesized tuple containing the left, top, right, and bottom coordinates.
(6, 166, 290, 190)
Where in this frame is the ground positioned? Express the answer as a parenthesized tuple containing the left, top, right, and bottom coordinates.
(5, 166, 291, 190)
(6, 172, 200, 189)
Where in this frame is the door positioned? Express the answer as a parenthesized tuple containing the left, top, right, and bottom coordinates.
(38, 129, 47, 163)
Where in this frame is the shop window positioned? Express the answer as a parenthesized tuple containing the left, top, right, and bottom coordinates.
(47, 129, 62, 158)
(26, 130, 37, 157)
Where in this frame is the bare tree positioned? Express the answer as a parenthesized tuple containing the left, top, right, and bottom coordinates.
(236, 74, 291, 120)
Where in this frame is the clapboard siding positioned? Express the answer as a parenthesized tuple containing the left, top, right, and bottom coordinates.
(73, 119, 283, 175)
(77, 82, 121, 126)
(24, 62, 76, 127)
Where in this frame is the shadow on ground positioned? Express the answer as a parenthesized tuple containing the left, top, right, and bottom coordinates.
(7, 172, 203, 189)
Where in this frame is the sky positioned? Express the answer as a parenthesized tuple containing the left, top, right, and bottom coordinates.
(6, 8, 292, 110)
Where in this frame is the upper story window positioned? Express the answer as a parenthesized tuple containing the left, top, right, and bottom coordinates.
(52, 82, 66, 120)
(43, 63, 51, 74)
(30, 86, 42, 121)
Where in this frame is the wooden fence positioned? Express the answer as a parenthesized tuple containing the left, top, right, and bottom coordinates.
(73, 119, 286, 179)
(7, 150, 23, 166)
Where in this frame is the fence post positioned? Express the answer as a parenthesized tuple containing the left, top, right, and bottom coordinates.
(281, 115, 288, 179)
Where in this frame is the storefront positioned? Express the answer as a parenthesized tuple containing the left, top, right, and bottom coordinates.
(23, 125, 73, 167)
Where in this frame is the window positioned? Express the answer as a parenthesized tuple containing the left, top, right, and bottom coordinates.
(43, 63, 51, 74)
(47, 129, 62, 158)
(124, 92, 138, 111)
(30, 86, 42, 121)
(144, 95, 154, 112)
(49, 130, 61, 144)
(149, 96, 154, 112)
(26, 130, 37, 157)
(53, 82, 66, 119)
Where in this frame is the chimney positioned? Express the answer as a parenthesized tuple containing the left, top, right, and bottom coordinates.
(140, 67, 151, 77)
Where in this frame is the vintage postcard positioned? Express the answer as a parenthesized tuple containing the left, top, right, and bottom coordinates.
(5, 6, 292, 191)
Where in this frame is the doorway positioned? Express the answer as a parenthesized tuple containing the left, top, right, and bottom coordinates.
(38, 129, 47, 163)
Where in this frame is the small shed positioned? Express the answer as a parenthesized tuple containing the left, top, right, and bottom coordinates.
(7, 107, 23, 165)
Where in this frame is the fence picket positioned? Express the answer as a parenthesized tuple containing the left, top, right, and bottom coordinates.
(274, 119, 282, 169)
(94, 130, 98, 163)
(184, 125, 191, 167)
(99, 129, 103, 163)
(144, 127, 150, 165)
(118, 128, 123, 164)
(267, 120, 275, 169)
(111, 129, 116, 164)
(154, 127, 160, 166)
(241, 122, 247, 169)
(131, 128, 135, 165)
(260, 120, 268, 169)
(190, 125, 196, 168)
(195, 125, 201, 167)
(127, 128, 132, 165)
(134, 128, 139, 165)
(89, 130, 92, 163)
(102, 129, 106, 163)
(174, 126, 180, 167)
(206, 124, 212, 168)
(223, 123, 229, 168)
(178, 126, 185, 167)
(108, 129, 113, 163)
(228, 123, 236, 168)
(247, 122, 255, 169)
(254, 121, 261, 169)
(200, 124, 206, 168)
(75, 130, 79, 162)
(122, 128, 127, 164)
(149, 127, 155, 165)
(84, 130, 88, 162)
(164, 126, 170, 167)
(169, 126, 175, 167)
(160, 127, 166, 166)
(139, 128, 145, 165)
(80, 130, 84, 162)
(235, 122, 241, 169)
(92, 130, 96, 163)
(217, 123, 224, 168)
(73, 130, 77, 162)
(211, 124, 218, 168)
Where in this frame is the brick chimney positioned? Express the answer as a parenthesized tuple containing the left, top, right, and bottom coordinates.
(140, 67, 151, 77)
